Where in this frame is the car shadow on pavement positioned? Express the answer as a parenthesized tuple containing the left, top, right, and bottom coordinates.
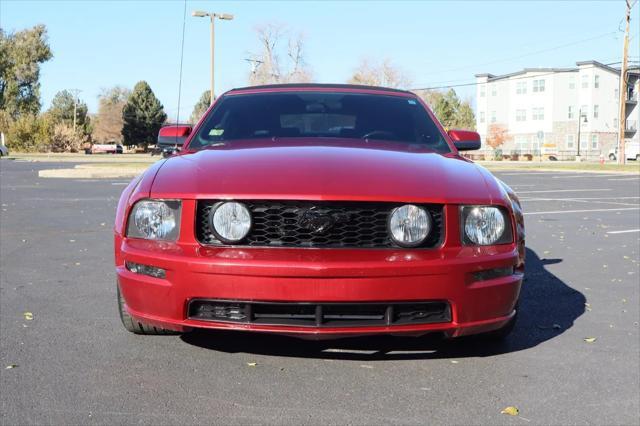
(181, 248, 585, 360)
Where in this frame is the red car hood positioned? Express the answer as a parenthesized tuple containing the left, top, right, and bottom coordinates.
(150, 139, 501, 204)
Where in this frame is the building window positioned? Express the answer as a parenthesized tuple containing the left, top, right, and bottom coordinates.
(516, 109, 526, 122)
(593, 105, 599, 119)
(533, 79, 545, 92)
(614, 118, 618, 128)
(594, 75, 600, 88)
(515, 135, 529, 152)
(569, 76, 576, 89)
(532, 107, 544, 120)
(568, 106, 575, 119)
(516, 82, 527, 94)
(479, 111, 485, 123)
(491, 87, 497, 96)
(581, 74, 588, 88)
(566, 134, 575, 149)
(480, 85, 486, 97)
(591, 134, 599, 150)
(581, 105, 588, 118)
(580, 135, 587, 149)
(615, 88, 619, 99)
(490, 111, 496, 123)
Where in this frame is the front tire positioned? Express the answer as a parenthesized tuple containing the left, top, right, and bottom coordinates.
(609, 153, 616, 161)
(117, 285, 178, 335)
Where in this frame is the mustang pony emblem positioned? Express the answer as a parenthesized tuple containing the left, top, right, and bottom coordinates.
(297, 209, 350, 234)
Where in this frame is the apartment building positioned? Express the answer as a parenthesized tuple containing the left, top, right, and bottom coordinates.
(475, 60, 640, 158)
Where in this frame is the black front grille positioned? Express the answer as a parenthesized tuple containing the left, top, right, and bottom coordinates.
(188, 300, 451, 327)
(196, 200, 444, 249)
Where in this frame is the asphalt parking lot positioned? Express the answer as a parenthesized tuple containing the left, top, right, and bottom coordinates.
(1, 160, 639, 425)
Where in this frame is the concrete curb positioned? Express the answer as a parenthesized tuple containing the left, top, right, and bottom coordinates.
(38, 165, 146, 179)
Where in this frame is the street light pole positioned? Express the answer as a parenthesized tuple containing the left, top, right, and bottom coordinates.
(210, 15, 215, 106)
(192, 10, 234, 106)
(576, 107, 588, 161)
(577, 107, 582, 158)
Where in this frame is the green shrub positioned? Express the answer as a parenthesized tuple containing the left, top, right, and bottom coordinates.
(3, 113, 54, 152)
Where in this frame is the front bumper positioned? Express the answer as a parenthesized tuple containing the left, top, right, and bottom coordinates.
(116, 236, 523, 338)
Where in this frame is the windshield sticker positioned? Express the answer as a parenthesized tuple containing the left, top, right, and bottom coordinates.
(408, 99, 417, 105)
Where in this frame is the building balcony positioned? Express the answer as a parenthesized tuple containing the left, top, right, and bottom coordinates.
(625, 120, 637, 133)
(626, 92, 638, 103)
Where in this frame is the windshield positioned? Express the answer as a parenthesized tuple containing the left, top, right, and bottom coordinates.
(189, 92, 451, 153)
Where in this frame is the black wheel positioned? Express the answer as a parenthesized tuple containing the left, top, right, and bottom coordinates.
(117, 285, 179, 335)
(609, 153, 616, 161)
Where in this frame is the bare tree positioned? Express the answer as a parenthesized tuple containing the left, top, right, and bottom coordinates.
(247, 23, 312, 85)
(348, 58, 411, 89)
(93, 86, 130, 143)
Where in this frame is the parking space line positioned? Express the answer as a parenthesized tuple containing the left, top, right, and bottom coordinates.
(524, 207, 639, 215)
(520, 197, 639, 200)
(521, 198, 639, 207)
(518, 189, 611, 194)
(606, 229, 640, 234)
(551, 174, 626, 179)
(607, 177, 640, 181)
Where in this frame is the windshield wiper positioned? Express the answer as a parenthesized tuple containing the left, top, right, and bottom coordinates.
(202, 142, 227, 149)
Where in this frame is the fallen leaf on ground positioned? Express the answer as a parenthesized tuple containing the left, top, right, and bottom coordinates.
(360, 364, 374, 369)
(585, 303, 592, 311)
(246, 362, 257, 367)
(501, 406, 519, 416)
(23, 312, 33, 321)
(450, 360, 459, 364)
(584, 337, 597, 343)
(5, 364, 18, 369)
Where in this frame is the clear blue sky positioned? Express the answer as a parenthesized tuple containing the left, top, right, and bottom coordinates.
(1, 0, 637, 120)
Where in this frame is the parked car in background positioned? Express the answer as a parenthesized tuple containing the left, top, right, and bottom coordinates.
(115, 84, 525, 341)
(85, 143, 123, 154)
(608, 141, 640, 161)
(0, 132, 8, 157)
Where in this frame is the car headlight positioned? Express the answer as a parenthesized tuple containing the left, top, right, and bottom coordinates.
(461, 206, 512, 245)
(127, 200, 181, 241)
(210, 201, 252, 243)
(388, 204, 431, 247)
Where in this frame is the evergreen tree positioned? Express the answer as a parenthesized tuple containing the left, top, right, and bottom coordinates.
(189, 90, 211, 124)
(48, 90, 90, 134)
(121, 81, 167, 148)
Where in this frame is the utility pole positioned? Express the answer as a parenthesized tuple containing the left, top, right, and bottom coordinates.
(617, 0, 631, 164)
(192, 11, 234, 105)
(70, 89, 82, 132)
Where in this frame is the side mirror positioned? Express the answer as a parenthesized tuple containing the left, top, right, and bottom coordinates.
(158, 125, 192, 146)
(157, 125, 192, 157)
(448, 130, 481, 151)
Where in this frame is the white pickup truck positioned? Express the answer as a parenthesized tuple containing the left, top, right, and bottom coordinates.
(608, 142, 640, 161)
(85, 144, 123, 154)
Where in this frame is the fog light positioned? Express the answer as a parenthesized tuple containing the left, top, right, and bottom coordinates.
(473, 267, 514, 281)
(125, 261, 166, 279)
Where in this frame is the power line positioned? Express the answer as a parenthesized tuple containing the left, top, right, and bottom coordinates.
(411, 63, 618, 92)
(173, 0, 188, 136)
(413, 31, 618, 80)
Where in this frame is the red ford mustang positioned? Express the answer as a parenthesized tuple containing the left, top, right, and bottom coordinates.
(114, 84, 525, 340)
